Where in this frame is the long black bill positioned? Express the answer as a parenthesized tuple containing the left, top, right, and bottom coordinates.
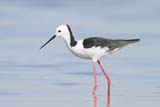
(40, 35, 56, 49)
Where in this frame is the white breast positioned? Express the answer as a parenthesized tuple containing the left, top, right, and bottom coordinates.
(68, 40, 110, 61)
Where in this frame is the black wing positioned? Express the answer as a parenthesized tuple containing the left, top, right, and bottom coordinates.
(83, 37, 140, 50)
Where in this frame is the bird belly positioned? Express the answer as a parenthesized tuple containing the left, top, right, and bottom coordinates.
(70, 48, 93, 60)
(70, 46, 110, 61)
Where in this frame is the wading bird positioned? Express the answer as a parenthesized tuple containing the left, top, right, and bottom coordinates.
(40, 24, 140, 95)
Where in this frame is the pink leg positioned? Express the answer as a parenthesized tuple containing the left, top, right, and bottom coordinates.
(92, 61, 98, 95)
(97, 60, 111, 96)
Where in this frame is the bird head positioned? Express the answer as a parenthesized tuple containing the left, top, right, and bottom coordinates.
(40, 24, 71, 49)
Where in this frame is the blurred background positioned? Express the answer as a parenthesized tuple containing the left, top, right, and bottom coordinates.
(0, 0, 160, 107)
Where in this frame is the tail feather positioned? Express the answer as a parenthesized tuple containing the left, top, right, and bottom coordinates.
(124, 39, 140, 43)
(114, 39, 140, 48)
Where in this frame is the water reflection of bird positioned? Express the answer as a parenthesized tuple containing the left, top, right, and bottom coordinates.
(40, 24, 140, 95)
(93, 94, 110, 107)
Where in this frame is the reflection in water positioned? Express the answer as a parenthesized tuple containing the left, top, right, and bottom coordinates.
(93, 94, 110, 107)
(94, 95, 97, 107)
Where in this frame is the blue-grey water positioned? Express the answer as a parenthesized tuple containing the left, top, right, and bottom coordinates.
(0, 0, 160, 107)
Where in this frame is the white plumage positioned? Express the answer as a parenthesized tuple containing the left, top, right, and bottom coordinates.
(68, 39, 110, 61)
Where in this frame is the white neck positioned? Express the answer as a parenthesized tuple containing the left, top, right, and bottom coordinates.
(61, 33, 72, 48)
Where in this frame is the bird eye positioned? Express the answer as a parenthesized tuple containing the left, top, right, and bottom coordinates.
(58, 30, 61, 33)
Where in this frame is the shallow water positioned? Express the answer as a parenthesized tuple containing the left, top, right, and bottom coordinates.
(0, 35, 160, 107)
(1, 0, 160, 107)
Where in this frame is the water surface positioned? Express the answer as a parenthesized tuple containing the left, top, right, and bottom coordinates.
(0, 0, 160, 107)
